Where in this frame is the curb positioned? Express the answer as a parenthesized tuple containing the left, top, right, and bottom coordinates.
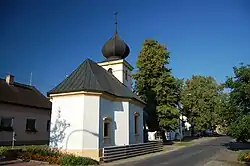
(0, 159, 23, 165)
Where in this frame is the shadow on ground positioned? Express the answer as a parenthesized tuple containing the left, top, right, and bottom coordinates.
(222, 141, 250, 151)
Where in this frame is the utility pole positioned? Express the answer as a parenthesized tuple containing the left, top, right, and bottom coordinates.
(11, 118, 15, 149)
(12, 131, 16, 149)
(179, 116, 182, 142)
(178, 105, 183, 142)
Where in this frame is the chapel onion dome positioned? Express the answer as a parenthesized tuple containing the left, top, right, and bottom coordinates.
(101, 32, 130, 60)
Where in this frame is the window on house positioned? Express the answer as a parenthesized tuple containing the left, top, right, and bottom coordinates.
(0, 117, 13, 132)
(26, 119, 36, 131)
(134, 113, 140, 134)
(125, 70, 128, 80)
(108, 68, 113, 74)
(1, 117, 12, 127)
(46, 120, 50, 131)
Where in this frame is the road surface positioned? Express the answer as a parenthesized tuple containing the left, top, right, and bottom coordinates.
(116, 136, 234, 166)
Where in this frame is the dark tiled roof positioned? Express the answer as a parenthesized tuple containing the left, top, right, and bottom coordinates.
(0, 78, 52, 110)
(48, 59, 145, 105)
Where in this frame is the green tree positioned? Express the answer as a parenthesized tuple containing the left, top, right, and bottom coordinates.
(224, 64, 250, 141)
(214, 92, 231, 128)
(133, 39, 180, 131)
(225, 64, 250, 119)
(228, 115, 250, 142)
(181, 76, 221, 133)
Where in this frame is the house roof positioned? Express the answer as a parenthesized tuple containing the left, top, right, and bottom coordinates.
(0, 78, 52, 110)
(47, 58, 145, 105)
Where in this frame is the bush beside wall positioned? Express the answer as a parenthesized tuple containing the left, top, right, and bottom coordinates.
(0, 146, 99, 165)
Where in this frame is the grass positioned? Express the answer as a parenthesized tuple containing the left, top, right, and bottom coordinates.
(237, 150, 250, 162)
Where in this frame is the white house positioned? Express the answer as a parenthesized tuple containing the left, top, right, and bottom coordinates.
(0, 74, 52, 146)
(48, 30, 146, 161)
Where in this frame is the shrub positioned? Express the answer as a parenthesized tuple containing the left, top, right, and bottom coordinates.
(17, 146, 61, 165)
(18, 152, 61, 164)
(60, 154, 99, 166)
(238, 150, 250, 162)
(228, 115, 250, 142)
(0, 146, 99, 165)
(0, 147, 22, 159)
(0, 147, 9, 156)
(24, 146, 61, 157)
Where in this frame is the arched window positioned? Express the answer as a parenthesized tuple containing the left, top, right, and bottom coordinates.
(108, 68, 113, 74)
(134, 112, 140, 135)
(103, 117, 112, 145)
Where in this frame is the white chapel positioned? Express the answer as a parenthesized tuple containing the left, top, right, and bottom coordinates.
(47, 22, 146, 161)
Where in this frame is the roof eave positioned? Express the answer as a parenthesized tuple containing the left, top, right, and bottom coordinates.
(0, 100, 52, 111)
(48, 89, 146, 107)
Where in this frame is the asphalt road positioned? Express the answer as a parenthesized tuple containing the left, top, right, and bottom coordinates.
(116, 136, 233, 166)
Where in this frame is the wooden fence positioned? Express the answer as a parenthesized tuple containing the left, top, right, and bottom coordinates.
(102, 141, 163, 162)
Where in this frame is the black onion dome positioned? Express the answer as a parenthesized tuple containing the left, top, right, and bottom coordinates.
(102, 33, 130, 60)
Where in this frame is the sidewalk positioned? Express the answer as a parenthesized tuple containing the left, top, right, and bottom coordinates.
(202, 140, 250, 166)
(203, 149, 241, 166)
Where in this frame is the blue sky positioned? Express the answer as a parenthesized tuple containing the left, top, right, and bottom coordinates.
(1, 0, 249, 95)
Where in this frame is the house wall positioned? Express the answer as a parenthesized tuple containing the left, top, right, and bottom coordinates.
(129, 103, 144, 144)
(99, 97, 129, 148)
(98, 60, 133, 89)
(0, 103, 50, 146)
(50, 94, 100, 157)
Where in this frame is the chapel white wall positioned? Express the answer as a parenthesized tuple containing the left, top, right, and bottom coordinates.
(99, 97, 129, 148)
(50, 94, 144, 151)
(82, 95, 100, 149)
(129, 103, 144, 144)
(50, 94, 100, 151)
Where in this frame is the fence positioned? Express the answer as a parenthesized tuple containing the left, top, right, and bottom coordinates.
(102, 141, 163, 162)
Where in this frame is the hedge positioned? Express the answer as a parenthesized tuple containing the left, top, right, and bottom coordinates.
(0, 146, 99, 165)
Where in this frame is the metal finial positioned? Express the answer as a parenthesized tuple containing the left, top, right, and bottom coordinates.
(114, 12, 118, 35)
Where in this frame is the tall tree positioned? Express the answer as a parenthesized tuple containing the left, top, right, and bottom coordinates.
(224, 64, 250, 141)
(225, 64, 250, 119)
(133, 39, 180, 131)
(181, 76, 221, 133)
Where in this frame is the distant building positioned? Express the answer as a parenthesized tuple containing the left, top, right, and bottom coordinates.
(48, 25, 146, 161)
(0, 74, 51, 146)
